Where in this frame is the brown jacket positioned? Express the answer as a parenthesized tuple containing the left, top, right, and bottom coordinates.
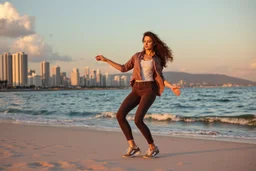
(120, 52, 165, 96)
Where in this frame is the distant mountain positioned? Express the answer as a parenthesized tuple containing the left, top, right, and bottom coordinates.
(110, 71, 256, 86)
(163, 72, 256, 85)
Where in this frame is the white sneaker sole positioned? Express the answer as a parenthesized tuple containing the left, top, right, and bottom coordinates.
(143, 152, 159, 159)
(122, 150, 141, 158)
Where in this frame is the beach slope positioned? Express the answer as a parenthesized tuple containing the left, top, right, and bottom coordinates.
(0, 122, 255, 171)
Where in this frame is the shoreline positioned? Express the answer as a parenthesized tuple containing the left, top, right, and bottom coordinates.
(0, 87, 131, 92)
(1, 119, 255, 145)
(0, 121, 256, 171)
(1, 85, 255, 92)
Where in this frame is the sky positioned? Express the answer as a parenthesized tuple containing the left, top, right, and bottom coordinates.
(0, 0, 256, 81)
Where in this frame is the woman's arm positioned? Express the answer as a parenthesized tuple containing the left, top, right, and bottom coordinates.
(95, 54, 136, 72)
(95, 55, 123, 71)
(164, 80, 181, 96)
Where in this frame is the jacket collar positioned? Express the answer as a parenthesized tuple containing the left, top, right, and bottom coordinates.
(139, 51, 157, 60)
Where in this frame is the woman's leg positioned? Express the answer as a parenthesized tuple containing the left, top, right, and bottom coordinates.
(134, 90, 156, 145)
(116, 91, 140, 143)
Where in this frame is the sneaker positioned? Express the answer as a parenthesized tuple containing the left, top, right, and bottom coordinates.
(143, 146, 159, 158)
(122, 146, 141, 158)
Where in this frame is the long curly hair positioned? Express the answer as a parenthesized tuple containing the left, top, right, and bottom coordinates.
(142, 31, 173, 68)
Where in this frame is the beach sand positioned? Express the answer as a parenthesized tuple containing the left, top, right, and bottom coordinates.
(0, 122, 255, 171)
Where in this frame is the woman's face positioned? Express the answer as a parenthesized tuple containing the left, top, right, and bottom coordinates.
(143, 36, 154, 51)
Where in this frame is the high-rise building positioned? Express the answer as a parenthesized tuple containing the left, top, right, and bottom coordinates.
(33, 74, 42, 87)
(89, 69, 96, 86)
(60, 72, 66, 77)
(121, 75, 128, 87)
(0, 52, 12, 84)
(60, 72, 67, 86)
(84, 67, 90, 78)
(80, 76, 85, 86)
(28, 69, 35, 76)
(28, 75, 33, 86)
(71, 68, 80, 86)
(84, 67, 90, 87)
(52, 66, 61, 87)
(100, 73, 104, 87)
(12, 52, 28, 86)
(40, 61, 50, 87)
(96, 69, 101, 86)
(105, 72, 111, 87)
(27, 73, 42, 87)
(49, 76, 52, 87)
(85, 76, 90, 87)
(114, 75, 120, 87)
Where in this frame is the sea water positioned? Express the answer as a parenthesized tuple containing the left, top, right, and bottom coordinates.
(0, 86, 255, 144)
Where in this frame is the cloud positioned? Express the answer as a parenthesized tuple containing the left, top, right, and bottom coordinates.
(0, 2, 35, 38)
(250, 60, 256, 69)
(0, 2, 72, 62)
(0, 38, 9, 52)
(11, 34, 72, 62)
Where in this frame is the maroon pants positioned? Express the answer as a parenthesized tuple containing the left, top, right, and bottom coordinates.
(116, 81, 157, 144)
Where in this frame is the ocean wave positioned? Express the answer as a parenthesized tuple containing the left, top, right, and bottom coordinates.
(190, 98, 235, 102)
(175, 103, 196, 109)
(2, 108, 255, 126)
(95, 112, 256, 126)
(199, 94, 216, 97)
(212, 99, 233, 102)
(95, 112, 116, 118)
(248, 107, 256, 111)
(10, 103, 20, 106)
(2, 108, 56, 115)
(68, 111, 97, 116)
(191, 98, 202, 101)
(1, 108, 97, 117)
(227, 91, 239, 94)
(165, 130, 220, 136)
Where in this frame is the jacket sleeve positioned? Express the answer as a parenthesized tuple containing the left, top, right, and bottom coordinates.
(120, 53, 138, 72)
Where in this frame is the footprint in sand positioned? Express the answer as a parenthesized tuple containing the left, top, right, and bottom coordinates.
(28, 161, 55, 169)
(32, 153, 41, 158)
(176, 161, 191, 167)
(58, 160, 77, 169)
(0, 144, 24, 159)
(1, 163, 28, 171)
(26, 161, 82, 170)
(1, 159, 129, 171)
(0, 150, 12, 158)
(155, 169, 174, 171)
(78, 159, 109, 170)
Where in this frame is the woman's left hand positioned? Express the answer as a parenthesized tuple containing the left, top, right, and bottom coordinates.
(170, 85, 181, 96)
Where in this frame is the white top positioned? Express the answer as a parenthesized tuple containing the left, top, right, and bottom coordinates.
(140, 59, 154, 81)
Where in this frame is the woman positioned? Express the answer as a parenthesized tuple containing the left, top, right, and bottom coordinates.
(95, 31, 181, 158)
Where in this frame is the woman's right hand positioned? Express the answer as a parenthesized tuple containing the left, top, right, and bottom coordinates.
(95, 55, 108, 62)
(170, 85, 181, 96)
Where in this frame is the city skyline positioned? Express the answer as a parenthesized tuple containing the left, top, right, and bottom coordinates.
(0, 51, 255, 90)
(0, 1, 255, 81)
(0, 51, 131, 88)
